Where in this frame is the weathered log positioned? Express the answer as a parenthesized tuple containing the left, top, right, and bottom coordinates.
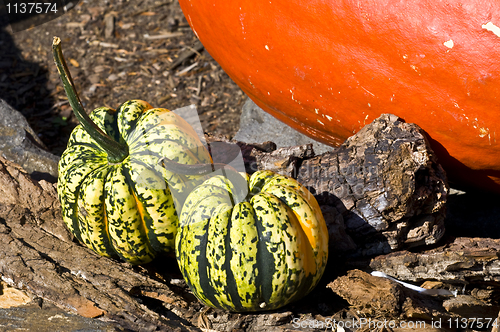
(370, 237, 500, 284)
(296, 114, 449, 256)
(370, 237, 500, 321)
(328, 268, 500, 331)
(0, 113, 451, 330)
(0, 155, 328, 331)
(216, 114, 448, 257)
(206, 134, 314, 178)
(327, 269, 455, 321)
(0, 156, 196, 331)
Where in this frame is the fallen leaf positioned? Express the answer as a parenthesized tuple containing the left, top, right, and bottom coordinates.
(69, 58, 80, 68)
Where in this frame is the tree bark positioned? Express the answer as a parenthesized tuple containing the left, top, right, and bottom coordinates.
(0, 113, 455, 330)
(220, 114, 449, 257)
(370, 237, 500, 284)
(0, 156, 196, 331)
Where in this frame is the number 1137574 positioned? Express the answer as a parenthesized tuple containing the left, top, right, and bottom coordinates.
(6, 2, 58, 14)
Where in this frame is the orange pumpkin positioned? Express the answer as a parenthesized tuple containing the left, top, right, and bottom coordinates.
(179, 0, 500, 191)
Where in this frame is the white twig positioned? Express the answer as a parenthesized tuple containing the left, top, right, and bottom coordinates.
(371, 271, 457, 296)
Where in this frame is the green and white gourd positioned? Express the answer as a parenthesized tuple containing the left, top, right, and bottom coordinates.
(53, 37, 211, 265)
(176, 170, 329, 312)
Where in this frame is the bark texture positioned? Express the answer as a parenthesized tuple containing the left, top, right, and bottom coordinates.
(0, 156, 196, 331)
(296, 114, 448, 256)
(370, 237, 500, 284)
(0, 114, 462, 331)
(211, 114, 449, 257)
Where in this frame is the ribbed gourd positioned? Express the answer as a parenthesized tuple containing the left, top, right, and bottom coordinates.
(176, 170, 329, 312)
(53, 37, 211, 265)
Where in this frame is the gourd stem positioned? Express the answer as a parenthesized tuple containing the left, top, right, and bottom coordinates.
(158, 156, 249, 203)
(52, 37, 129, 163)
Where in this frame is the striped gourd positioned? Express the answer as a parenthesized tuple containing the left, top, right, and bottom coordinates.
(176, 170, 329, 312)
(53, 38, 211, 264)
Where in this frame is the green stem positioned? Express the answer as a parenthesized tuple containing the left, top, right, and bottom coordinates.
(52, 37, 128, 163)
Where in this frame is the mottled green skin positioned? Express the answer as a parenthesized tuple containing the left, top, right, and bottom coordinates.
(58, 100, 211, 264)
(176, 170, 329, 312)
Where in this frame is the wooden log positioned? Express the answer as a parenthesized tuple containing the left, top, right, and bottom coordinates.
(297, 114, 448, 256)
(0, 113, 452, 330)
(215, 114, 449, 257)
(370, 237, 500, 322)
(0, 156, 195, 331)
(327, 269, 454, 321)
(370, 237, 500, 284)
(0, 155, 322, 331)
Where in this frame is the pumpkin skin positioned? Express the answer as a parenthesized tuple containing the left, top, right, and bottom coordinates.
(179, 0, 500, 191)
(176, 170, 329, 312)
(58, 100, 211, 265)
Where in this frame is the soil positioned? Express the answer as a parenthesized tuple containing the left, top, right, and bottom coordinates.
(0, 0, 246, 157)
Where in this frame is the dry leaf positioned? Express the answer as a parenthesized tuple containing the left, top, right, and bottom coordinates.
(69, 58, 80, 68)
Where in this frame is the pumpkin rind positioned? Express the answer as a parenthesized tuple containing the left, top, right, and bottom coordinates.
(179, 0, 500, 191)
(175, 170, 328, 311)
(58, 100, 211, 264)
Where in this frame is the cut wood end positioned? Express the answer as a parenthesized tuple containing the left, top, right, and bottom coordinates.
(53, 36, 61, 46)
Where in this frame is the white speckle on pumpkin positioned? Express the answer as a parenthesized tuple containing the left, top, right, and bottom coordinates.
(267, 92, 270, 95)
(361, 86, 374, 96)
(290, 89, 301, 104)
(186, 15, 199, 38)
(410, 65, 420, 74)
(317, 119, 324, 125)
(265, 45, 269, 50)
(325, 115, 332, 121)
(315, 108, 319, 114)
(239, 13, 246, 39)
(478, 128, 491, 144)
(443, 39, 454, 49)
(482, 22, 500, 38)
(368, 103, 371, 107)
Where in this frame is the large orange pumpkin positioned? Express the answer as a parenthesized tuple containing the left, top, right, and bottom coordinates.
(179, 0, 500, 191)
